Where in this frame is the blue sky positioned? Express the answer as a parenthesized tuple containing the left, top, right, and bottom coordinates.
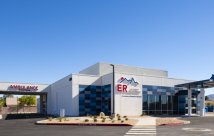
(0, 0, 214, 95)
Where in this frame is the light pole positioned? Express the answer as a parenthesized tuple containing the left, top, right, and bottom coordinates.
(110, 64, 115, 116)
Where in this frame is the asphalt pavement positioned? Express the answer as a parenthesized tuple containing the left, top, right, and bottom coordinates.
(0, 117, 214, 136)
(157, 117, 214, 136)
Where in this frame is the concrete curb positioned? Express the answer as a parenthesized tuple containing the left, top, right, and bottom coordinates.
(158, 123, 183, 126)
(35, 122, 133, 126)
(158, 121, 190, 126)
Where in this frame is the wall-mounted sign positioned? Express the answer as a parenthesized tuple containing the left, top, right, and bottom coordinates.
(117, 77, 141, 96)
(9, 85, 38, 92)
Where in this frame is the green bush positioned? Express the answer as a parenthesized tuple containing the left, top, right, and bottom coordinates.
(123, 116, 127, 118)
(141, 112, 146, 116)
(64, 118, 69, 121)
(0, 98, 4, 108)
(58, 117, 63, 122)
(102, 118, 106, 122)
(118, 116, 121, 121)
(99, 112, 105, 118)
(48, 117, 53, 121)
(109, 116, 114, 120)
(84, 119, 89, 122)
(125, 118, 128, 121)
(121, 120, 124, 123)
(93, 118, 98, 122)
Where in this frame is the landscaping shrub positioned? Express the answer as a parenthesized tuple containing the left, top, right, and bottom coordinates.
(58, 117, 63, 122)
(141, 112, 146, 116)
(84, 119, 89, 122)
(48, 117, 53, 121)
(109, 116, 114, 120)
(99, 112, 105, 118)
(121, 120, 124, 123)
(64, 118, 69, 121)
(125, 118, 128, 121)
(102, 118, 106, 123)
(93, 118, 98, 122)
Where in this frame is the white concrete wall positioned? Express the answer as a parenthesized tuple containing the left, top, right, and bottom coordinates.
(114, 73, 143, 116)
(45, 74, 73, 116)
(142, 76, 193, 87)
(113, 64, 168, 78)
(79, 63, 100, 75)
(6, 97, 18, 106)
(79, 62, 168, 78)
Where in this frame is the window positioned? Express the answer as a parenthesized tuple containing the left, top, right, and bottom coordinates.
(143, 85, 188, 115)
(79, 85, 111, 116)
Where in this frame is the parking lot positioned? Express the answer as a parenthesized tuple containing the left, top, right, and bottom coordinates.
(157, 117, 214, 136)
(0, 117, 214, 136)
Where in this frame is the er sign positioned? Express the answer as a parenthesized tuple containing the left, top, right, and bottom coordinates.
(117, 77, 139, 93)
(117, 84, 128, 92)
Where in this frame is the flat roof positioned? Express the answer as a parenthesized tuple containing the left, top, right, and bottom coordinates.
(175, 75, 214, 89)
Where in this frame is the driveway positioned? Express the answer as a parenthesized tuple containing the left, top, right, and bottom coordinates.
(157, 117, 214, 136)
(0, 117, 214, 136)
(0, 118, 131, 136)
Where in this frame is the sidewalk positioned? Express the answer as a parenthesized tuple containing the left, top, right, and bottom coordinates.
(130, 117, 156, 126)
(125, 117, 157, 136)
(205, 112, 214, 117)
(136, 117, 156, 126)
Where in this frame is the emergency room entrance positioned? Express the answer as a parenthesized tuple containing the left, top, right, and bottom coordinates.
(175, 75, 214, 116)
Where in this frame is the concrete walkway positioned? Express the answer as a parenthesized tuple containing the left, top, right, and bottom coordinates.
(124, 117, 157, 136)
(135, 117, 156, 126)
(205, 112, 214, 117)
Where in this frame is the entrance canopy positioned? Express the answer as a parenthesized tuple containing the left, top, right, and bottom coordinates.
(175, 75, 214, 117)
(175, 75, 214, 89)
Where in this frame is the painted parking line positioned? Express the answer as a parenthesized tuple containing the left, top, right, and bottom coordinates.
(125, 126, 157, 136)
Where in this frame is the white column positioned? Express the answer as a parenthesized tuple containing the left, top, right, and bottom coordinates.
(200, 89, 205, 117)
(188, 89, 192, 116)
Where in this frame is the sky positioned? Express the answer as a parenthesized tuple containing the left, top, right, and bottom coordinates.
(0, 0, 214, 95)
